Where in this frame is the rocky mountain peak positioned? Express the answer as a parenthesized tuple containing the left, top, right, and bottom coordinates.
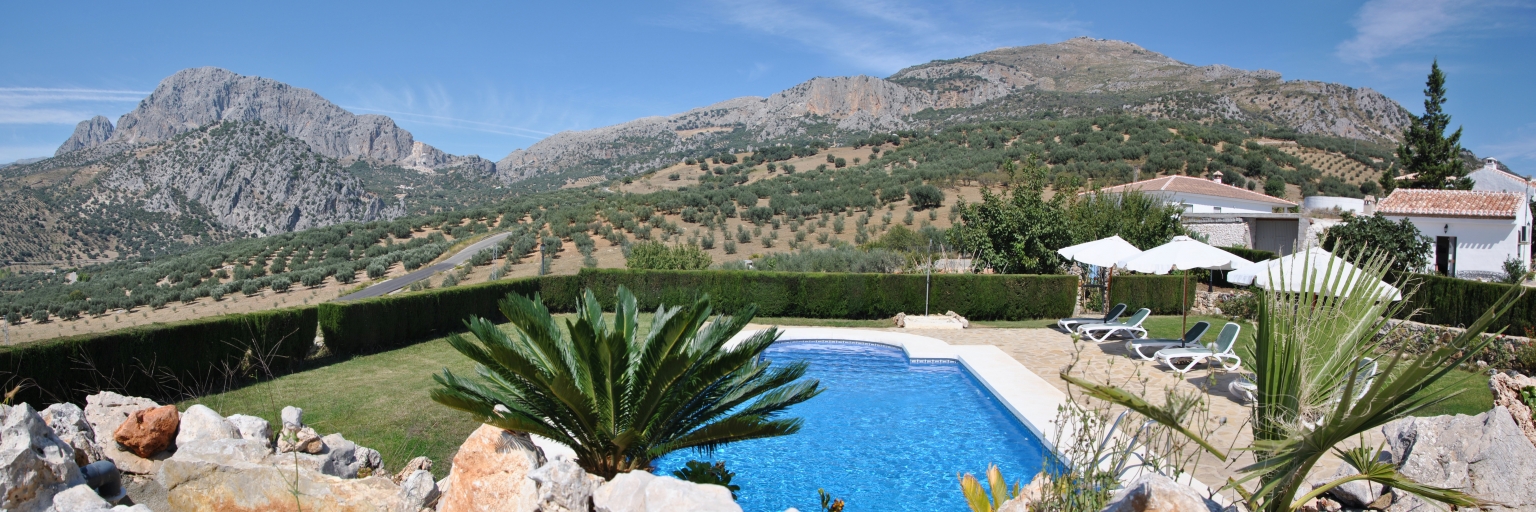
(56, 67, 489, 172)
(55, 115, 115, 155)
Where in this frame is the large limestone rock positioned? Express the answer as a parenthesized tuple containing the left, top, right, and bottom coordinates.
(437, 424, 545, 512)
(1315, 461, 1390, 509)
(0, 404, 86, 512)
(112, 405, 179, 459)
(157, 436, 399, 512)
(315, 433, 382, 479)
(174, 404, 239, 446)
(55, 116, 115, 156)
(226, 414, 273, 449)
(591, 470, 742, 512)
(1098, 473, 1221, 512)
(41, 483, 151, 511)
(1488, 372, 1536, 447)
(83, 393, 161, 474)
(393, 470, 439, 512)
(1382, 407, 1536, 511)
(528, 457, 604, 512)
(40, 403, 104, 467)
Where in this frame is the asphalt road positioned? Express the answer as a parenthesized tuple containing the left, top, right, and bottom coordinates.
(334, 232, 514, 302)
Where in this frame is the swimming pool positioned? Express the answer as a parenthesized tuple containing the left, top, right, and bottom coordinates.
(654, 340, 1054, 512)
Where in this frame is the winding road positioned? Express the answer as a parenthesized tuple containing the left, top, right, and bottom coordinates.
(334, 232, 514, 302)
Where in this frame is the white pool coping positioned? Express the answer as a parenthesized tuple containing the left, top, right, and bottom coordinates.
(727, 327, 1068, 453)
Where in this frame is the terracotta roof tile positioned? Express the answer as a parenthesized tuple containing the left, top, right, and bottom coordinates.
(1376, 189, 1523, 219)
(1086, 175, 1297, 206)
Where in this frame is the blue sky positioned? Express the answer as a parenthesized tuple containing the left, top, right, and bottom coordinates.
(3, 0, 1534, 172)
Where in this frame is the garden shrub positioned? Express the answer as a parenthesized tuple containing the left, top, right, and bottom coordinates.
(1108, 274, 1197, 315)
(0, 306, 316, 407)
(1392, 271, 1536, 335)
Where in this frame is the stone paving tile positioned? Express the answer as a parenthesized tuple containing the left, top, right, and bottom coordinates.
(767, 324, 1378, 496)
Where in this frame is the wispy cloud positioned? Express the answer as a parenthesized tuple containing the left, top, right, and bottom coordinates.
(1336, 0, 1473, 63)
(706, 0, 1086, 74)
(0, 87, 148, 125)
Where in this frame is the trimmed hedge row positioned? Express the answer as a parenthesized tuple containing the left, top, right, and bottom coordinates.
(318, 269, 1078, 355)
(578, 269, 1077, 320)
(1393, 272, 1536, 334)
(1220, 246, 1278, 263)
(0, 306, 317, 407)
(317, 275, 580, 355)
(1109, 274, 1199, 315)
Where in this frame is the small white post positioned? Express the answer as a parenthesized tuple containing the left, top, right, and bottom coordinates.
(925, 240, 933, 316)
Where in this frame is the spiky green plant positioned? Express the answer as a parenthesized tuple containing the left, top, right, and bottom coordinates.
(430, 286, 822, 478)
(959, 464, 1022, 512)
(1063, 249, 1527, 511)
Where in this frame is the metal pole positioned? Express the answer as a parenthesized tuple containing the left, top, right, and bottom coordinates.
(925, 240, 933, 316)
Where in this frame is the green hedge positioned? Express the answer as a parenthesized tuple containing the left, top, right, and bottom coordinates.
(317, 275, 580, 356)
(1220, 246, 1278, 263)
(1109, 274, 1199, 315)
(318, 269, 1078, 355)
(1393, 272, 1536, 334)
(578, 269, 1077, 320)
(0, 307, 316, 407)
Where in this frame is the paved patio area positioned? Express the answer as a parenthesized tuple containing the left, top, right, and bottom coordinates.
(752, 323, 1380, 496)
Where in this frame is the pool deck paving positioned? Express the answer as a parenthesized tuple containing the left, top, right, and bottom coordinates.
(747, 323, 1380, 499)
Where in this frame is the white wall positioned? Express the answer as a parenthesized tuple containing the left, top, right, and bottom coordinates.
(1387, 210, 1532, 276)
(1146, 191, 1282, 214)
(1302, 196, 1365, 213)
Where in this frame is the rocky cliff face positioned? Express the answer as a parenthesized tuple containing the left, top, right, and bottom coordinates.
(496, 37, 1412, 187)
(97, 121, 401, 236)
(59, 67, 491, 172)
(55, 116, 115, 155)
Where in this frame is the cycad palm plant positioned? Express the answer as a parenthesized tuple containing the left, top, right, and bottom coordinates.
(1064, 250, 1527, 511)
(431, 286, 822, 478)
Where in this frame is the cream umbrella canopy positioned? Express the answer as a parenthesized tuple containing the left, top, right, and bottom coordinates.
(1227, 247, 1402, 301)
(1058, 236, 1143, 309)
(1116, 236, 1255, 331)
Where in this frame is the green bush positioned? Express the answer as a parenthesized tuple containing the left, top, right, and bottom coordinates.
(318, 275, 580, 356)
(1108, 274, 1198, 315)
(1393, 271, 1536, 334)
(1219, 246, 1277, 263)
(0, 307, 316, 407)
(625, 241, 712, 270)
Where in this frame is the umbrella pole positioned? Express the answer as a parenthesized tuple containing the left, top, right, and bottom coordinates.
(1182, 269, 1189, 334)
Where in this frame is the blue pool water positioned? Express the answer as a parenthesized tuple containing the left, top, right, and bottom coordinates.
(653, 340, 1053, 512)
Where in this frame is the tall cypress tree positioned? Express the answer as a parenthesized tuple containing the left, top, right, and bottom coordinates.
(1398, 60, 1472, 190)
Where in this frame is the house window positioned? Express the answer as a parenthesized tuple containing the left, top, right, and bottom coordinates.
(1522, 227, 1528, 244)
(1212, 206, 1223, 213)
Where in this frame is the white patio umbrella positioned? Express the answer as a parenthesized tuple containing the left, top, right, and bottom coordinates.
(1227, 247, 1402, 301)
(1059, 236, 1144, 310)
(1116, 236, 1255, 331)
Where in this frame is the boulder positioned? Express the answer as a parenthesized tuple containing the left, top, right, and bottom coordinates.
(1382, 407, 1536, 511)
(394, 470, 439, 512)
(1314, 461, 1388, 509)
(157, 441, 400, 512)
(226, 414, 274, 448)
(83, 393, 161, 474)
(592, 470, 742, 512)
(1488, 372, 1536, 447)
(174, 404, 239, 446)
(1098, 473, 1221, 512)
(314, 433, 382, 479)
(278, 426, 324, 454)
(996, 473, 1049, 512)
(392, 456, 431, 483)
(436, 424, 545, 512)
(112, 405, 179, 459)
(0, 403, 86, 512)
(528, 457, 604, 512)
(42, 483, 152, 511)
(281, 406, 304, 430)
(40, 403, 104, 467)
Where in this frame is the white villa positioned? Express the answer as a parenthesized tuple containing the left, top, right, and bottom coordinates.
(1092, 174, 1304, 255)
(1376, 187, 1531, 279)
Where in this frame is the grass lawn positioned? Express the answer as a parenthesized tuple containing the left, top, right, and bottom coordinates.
(180, 313, 1494, 478)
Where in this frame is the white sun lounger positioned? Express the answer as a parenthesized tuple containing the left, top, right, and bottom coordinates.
(1152, 322, 1242, 375)
(1057, 303, 1127, 333)
(1125, 321, 1210, 360)
(1077, 308, 1150, 342)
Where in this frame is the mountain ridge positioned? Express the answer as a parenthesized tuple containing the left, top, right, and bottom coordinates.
(492, 37, 1411, 189)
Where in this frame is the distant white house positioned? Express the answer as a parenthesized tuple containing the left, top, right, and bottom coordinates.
(1469, 157, 1535, 195)
(1091, 174, 1305, 254)
(1376, 188, 1531, 279)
